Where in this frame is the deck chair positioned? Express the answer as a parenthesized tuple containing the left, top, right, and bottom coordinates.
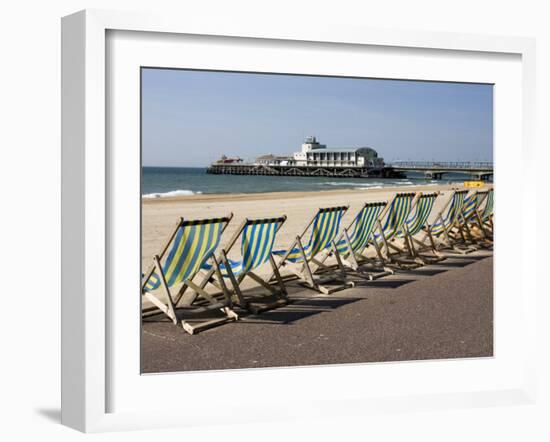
(372, 192, 417, 266)
(272, 206, 354, 294)
(202, 216, 289, 314)
(331, 201, 394, 279)
(469, 188, 493, 243)
(417, 189, 475, 255)
(387, 192, 443, 266)
(448, 190, 486, 247)
(141, 215, 238, 335)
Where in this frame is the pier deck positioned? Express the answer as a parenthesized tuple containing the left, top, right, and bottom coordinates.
(206, 163, 397, 178)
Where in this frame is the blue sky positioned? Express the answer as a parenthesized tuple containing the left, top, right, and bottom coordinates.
(142, 68, 493, 167)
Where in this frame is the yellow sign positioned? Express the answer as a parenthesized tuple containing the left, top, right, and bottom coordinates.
(464, 181, 484, 188)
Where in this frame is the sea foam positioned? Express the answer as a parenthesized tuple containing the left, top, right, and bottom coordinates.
(142, 189, 202, 198)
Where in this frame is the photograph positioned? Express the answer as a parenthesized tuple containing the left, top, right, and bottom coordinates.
(140, 68, 494, 374)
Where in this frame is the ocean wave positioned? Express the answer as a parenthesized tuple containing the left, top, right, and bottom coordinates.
(319, 181, 387, 187)
(319, 182, 370, 187)
(142, 189, 202, 198)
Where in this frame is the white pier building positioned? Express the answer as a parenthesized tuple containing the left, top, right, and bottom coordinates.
(256, 136, 384, 168)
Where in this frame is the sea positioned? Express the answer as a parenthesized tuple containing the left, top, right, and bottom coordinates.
(142, 166, 486, 198)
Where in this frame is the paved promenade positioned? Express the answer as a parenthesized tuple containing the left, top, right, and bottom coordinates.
(142, 251, 493, 373)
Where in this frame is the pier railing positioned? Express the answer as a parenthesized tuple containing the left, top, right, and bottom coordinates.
(388, 161, 493, 171)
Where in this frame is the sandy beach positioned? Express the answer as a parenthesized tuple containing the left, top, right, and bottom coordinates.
(141, 182, 487, 272)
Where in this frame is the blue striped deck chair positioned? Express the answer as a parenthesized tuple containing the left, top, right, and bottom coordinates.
(371, 192, 417, 262)
(141, 215, 238, 335)
(202, 216, 289, 314)
(329, 201, 394, 279)
(386, 192, 443, 266)
(419, 189, 474, 254)
(272, 206, 354, 294)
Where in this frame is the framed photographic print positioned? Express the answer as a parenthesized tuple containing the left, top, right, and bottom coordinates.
(61, 9, 537, 432)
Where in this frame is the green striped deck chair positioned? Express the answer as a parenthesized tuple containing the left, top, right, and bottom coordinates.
(387, 192, 443, 265)
(272, 206, 354, 294)
(449, 190, 486, 247)
(371, 192, 417, 261)
(141, 215, 238, 335)
(330, 201, 394, 279)
(470, 188, 494, 242)
(477, 188, 493, 225)
(202, 216, 289, 314)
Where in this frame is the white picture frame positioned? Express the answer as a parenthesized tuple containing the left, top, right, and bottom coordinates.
(61, 9, 537, 433)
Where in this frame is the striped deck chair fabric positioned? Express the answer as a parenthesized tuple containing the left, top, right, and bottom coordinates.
(203, 218, 282, 277)
(480, 189, 494, 221)
(141, 216, 238, 334)
(374, 193, 415, 243)
(461, 192, 479, 221)
(469, 189, 493, 243)
(336, 202, 386, 257)
(204, 217, 288, 313)
(397, 193, 437, 238)
(273, 207, 346, 263)
(144, 218, 226, 292)
(272, 206, 352, 294)
(430, 190, 468, 236)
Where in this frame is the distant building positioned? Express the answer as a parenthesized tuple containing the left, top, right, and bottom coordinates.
(256, 154, 293, 166)
(293, 136, 384, 167)
(255, 136, 384, 168)
(217, 154, 243, 164)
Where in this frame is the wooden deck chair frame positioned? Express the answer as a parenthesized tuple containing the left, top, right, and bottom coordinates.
(217, 216, 289, 314)
(323, 201, 394, 280)
(469, 188, 494, 244)
(272, 206, 354, 295)
(384, 192, 443, 267)
(441, 189, 478, 254)
(449, 190, 488, 248)
(141, 214, 238, 335)
(415, 189, 475, 256)
(371, 192, 419, 268)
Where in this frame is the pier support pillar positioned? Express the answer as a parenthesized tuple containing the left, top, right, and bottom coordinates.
(425, 172, 443, 180)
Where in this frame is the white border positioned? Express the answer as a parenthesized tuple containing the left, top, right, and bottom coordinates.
(61, 9, 537, 433)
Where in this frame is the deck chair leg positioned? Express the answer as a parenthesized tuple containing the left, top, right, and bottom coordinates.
(372, 236, 386, 264)
(406, 231, 426, 264)
(375, 220, 391, 259)
(461, 216, 475, 244)
(178, 268, 215, 306)
(212, 255, 235, 307)
(476, 211, 490, 239)
(221, 252, 247, 308)
(403, 227, 414, 258)
(153, 256, 179, 324)
(342, 230, 360, 271)
(143, 292, 176, 322)
(269, 255, 288, 296)
(297, 237, 316, 288)
(247, 271, 278, 295)
(331, 241, 347, 279)
(457, 218, 467, 244)
(425, 226, 439, 252)
(173, 282, 189, 307)
(442, 223, 453, 248)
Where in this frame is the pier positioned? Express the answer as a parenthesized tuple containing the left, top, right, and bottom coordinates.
(206, 160, 494, 180)
(387, 161, 494, 180)
(206, 163, 397, 178)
